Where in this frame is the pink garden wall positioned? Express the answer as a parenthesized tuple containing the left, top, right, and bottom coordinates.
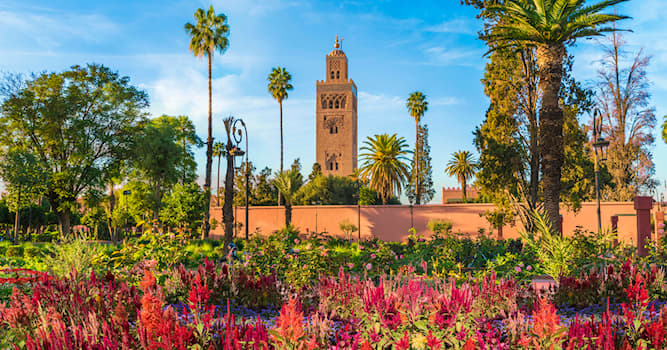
(210, 201, 653, 244)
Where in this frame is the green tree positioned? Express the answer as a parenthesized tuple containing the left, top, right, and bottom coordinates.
(406, 91, 428, 204)
(663, 116, 667, 144)
(0, 64, 148, 235)
(213, 142, 225, 206)
(359, 134, 411, 205)
(267, 67, 294, 176)
(253, 167, 277, 206)
(295, 174, 358, 205)
(479, 0, 629, 226)
(131, 118, 183, 221)
(273, 168, 304, 227)
(0, 148, 48, 242)
(406, 124, 435, 204)
(160, 182, 206, 231)
(445, 151, 478, 202)
(233, 162, 256, 206)
(185, 5, 230, 239)
(308, 163, 322, 182)
(173, 115, 204, 183)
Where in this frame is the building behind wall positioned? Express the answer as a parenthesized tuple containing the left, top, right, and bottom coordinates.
(316, 36, 358, 176)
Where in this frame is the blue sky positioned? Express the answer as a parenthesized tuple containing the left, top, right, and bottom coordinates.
(1, 0, 666, 203)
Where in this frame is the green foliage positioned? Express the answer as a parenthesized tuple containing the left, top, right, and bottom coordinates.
(426, 219, 452, 235)
(406, 124, 435, 204)
(0, 64, 149, 234)
(295, 174, 358, 205)
(5, 245, 23, 258)
(445, 150, 478, 202)
(160, 182, 205, 231)
(42, 235, 102, 279)
(520, 210, 575, 281)
(338, 219, 358, 241)
(359, 134, 411, 205)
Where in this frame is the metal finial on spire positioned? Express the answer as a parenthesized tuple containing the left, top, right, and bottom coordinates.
(334, 34, 340, 49)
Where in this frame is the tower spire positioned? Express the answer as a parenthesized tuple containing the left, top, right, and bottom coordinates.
(334, 34, 340, 49)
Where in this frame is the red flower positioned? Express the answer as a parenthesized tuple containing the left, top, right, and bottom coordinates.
(394, 331, 410, 350)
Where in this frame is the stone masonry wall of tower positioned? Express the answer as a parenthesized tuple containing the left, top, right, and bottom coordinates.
(316, 38, 358, 176)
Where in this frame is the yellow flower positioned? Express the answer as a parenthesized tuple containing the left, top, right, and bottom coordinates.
(412, 333, 427, 350)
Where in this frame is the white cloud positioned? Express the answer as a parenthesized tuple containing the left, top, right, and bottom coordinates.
(422, 45, 484, 67)
(0, 8, 118, 49)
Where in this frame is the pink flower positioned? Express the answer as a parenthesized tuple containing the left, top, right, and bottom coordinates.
(658, 223, 665, 228)
(515, 266, 522, 273)
(365, 263, 372, 270)
(294, 239, 300, 244)
(347, 263, 354, 269)
(359, 245, 364, 250)
(659, 229, 665, 234)
(526, 265, 532, 271)
(370, 254, 376, 259)
(394, 256, 398, 260)
(400, 254, 404, 259)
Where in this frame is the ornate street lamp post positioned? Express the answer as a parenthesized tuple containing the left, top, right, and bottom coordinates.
(593, 109, 609, 233)
(230, 119, 249, 240)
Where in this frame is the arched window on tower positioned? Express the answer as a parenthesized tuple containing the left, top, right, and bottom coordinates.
(335, 162, 339, 170)
(329, 162, 333, 170)
(336, 71, 340, 79)
(328, 100, 333, 109)
(335, 100, 339, 109)
(330, 71, 334, 79)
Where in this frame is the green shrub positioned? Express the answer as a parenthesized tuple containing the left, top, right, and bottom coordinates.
(43, 237, 102, 278)
(5, 246, 23, 258)
(24, 246, 42, 258)
(427, 219, 453, 234)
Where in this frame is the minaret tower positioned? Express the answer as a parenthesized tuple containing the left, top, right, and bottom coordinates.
(316, 35, 358, 176)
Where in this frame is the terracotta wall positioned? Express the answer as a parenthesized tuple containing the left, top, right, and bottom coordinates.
(210, 202, 656, 244)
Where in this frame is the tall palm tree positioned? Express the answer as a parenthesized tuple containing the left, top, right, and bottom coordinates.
(273, 168, 303, 227)
(185, 5, 229, 239)
(406, 91, 428, 205)
(212, 142, 225, 207)
(268, 67, 293, 205)
(359, 134, 411, 205)
(484, 0, 628, 226)
(267, 67, 293, 175)
(445, 151, 478, 202)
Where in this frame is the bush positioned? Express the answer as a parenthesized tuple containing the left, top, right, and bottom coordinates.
(427, 219, 453, 235)
(23, 246, 42, 258)
(5, 246, 23, 258)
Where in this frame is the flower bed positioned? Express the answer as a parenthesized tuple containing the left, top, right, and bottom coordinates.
(2, 258, 667, 349)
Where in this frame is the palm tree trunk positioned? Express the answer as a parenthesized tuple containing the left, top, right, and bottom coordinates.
(415, 120, 421, 205)
(462, 177, 467, 202)
(216, 154, 221, 207)
(278, 99, 284, 205)
(536, 43, 565, 230)
(285, 202, 291, 227)
(202, 52, 213, 239)
(223, 146, 235, 251)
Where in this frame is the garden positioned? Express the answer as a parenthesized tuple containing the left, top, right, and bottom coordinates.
(2, 212, 667, 349)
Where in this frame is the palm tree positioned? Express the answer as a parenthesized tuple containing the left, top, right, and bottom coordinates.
(212, 142, 225, 207)
(273, 168, 303, 227)
(359, 134, 411, 205)
(221, 117, 235, 251)
(484, 0, 628, 226)
(406, 91, 428, 205)
(185, 5, 230, 239)
(445, 151, 478, 202)
(267, 67, 294, 175)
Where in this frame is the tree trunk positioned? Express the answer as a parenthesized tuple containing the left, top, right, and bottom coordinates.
(415, 120, 421, 205)
(536, 43, 565, 230)
(278, 100, 284, 205)
(108, 184, 116, 242)
(284, 202, 292, 227)
(217, 155, 221, 207)
(13, 188, 20, 244)
(202, 52, 213, 239)
(222, 145, 235, 252)
(462, 177, 467, 202)
(27, 203, 32, 241)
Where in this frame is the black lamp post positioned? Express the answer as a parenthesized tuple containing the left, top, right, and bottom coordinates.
(231, 119, 249, 240)
(592, 109, 610, 233)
